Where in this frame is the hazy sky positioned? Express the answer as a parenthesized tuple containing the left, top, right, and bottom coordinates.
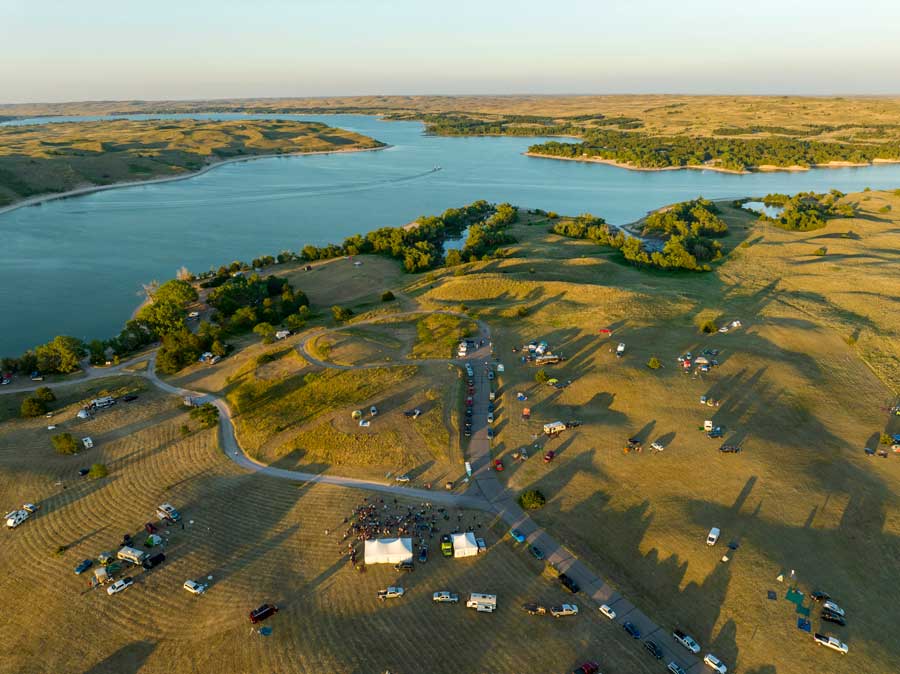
(3, 0, 899, 103)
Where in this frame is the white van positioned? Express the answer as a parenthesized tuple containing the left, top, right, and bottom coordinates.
(90, 396, 116, 409)
(706, 527, 721, 546)
(82, 437, 94, 449)
(466, 592, 497, 613)
(5, 509, 30, 528)
(117, 546, 149, 565)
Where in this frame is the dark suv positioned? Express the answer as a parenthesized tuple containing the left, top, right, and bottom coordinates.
(559, 573, 579, 594)
(644, 640, 663, 659)
(394, 560, 414, 573)
(249, 603, 278, 623)
(141, 552, 166, 570)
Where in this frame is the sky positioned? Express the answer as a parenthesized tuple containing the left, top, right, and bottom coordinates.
(3, 0, 899, 103)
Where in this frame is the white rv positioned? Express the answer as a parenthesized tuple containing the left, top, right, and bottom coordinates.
(90, 396, 116, 409)
(117, 546, 149, 565)
(466, 593, 497, 613)
(543, 421, 566, 436)
(5, 509, 30, 528)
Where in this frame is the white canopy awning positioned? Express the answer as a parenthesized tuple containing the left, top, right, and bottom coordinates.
(452, 531, 479, 558)
(364, 537, 413, 564)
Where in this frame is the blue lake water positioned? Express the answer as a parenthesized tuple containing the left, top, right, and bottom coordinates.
(2, 113, 900, 354)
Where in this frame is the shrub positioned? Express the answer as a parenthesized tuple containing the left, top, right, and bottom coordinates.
(189, 402, 219, 429)
(51, 433, 80, 455)
(647, 356, 662, 369)
(34, 386, 56, 403)
(381, 290, 396, 302)
(534, 368, 549, 384)
(180, 424, 191, 436)
(878, 205, 891, 213)
(516, 306, 530, 318)
(54, 544, 68, 556)
(88, 463, 108, 479)
(332, 305, 354, 322)
(252, 322, 276, 344)
(813, 247, 827, 256)
(20, 397, 47, 418)
(881, 432, 893, 445)
(519, 489, 547, 510)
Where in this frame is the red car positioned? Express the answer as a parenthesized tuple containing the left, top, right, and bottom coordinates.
(493, 459, 504, 472)
(543, 450, 556, 463)
(573, 662, 600, 674)
(465, 397, 473, 407)
(249, 603, 279, 624)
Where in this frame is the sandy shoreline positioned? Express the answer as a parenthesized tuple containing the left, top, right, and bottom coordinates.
(524, 152, 900, 175)
(0, 143, 390, 217)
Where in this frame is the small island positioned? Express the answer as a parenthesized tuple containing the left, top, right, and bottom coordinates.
(0, 118, 386, 208)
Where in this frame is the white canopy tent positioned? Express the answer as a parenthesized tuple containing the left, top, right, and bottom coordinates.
(452, 532, 479, 558)
(364, 537, 413, 565)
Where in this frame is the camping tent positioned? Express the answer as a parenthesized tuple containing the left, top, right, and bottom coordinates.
(451, 532, 479, 558)
(364, 538, 413, 565)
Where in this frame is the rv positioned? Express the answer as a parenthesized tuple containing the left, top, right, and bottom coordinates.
(543, 421, 567, 436)
(466, 593, 497, 613)
(117, 546, 149, 565)
(274, 330, 291, 340)
(90, 396, 116, 409)
(5, 509, 30, 528)
(616, 343, 626, 357)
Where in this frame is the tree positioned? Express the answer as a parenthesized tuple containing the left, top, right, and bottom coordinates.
(534, 368, 549, 384)
(88, 463, 108, 479)
(18, 351, 38, 375)
(211, 340, 227, 357)
(152, 279, 198, 306)
(229, 306, 258, 331)
(136, 299, 187, 336)
(445, 249, 462, 266)
(285, 314, 306, 331)
(189, 402, 219, 429)
(20, 397, 47, 418)
(35, 336, 85, 374)
(253, 322, 276, 344)
(176, 266, 193, 281)
(34, 386, 55, 403)
(332, 305, 353, 322)
(381, 291, 395, 302)
(518, 489, 547, 510)
(51, 433, 79, 455)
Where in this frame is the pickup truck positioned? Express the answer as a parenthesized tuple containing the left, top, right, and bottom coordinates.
(377, 587, 405, 601)
(432, 591, 459, 603)
(813, 633, 848, 654)
(550, 603, 578, 617)
(672, 629, 701, 653)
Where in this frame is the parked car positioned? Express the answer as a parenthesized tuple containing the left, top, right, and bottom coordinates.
(441, 534, 453, 557)
(559, 573, 580, 594)
(122, 395, 139, 402)
(623, 621, 641, 638)
(107, 577, 134, 595)
(433, 591, 459, 603)
(487, 413, 494, 424)
(707, 427, 724, 439)
(418, 547, 428, 563)
(529, 545, 544, 560)
(522, 602, 547, 615)
(813, 633, 848, 654)
(543, 450, 556, 463)
(644, 640, 664, 659)
(822, 601, 845, 617)
(811, 591, 831, 602)
(81, 437, 94, 449)
(465, 408, 473, 417)
(488, 371, 494, 380)
(667, 662, 687, 674)
(706, 527, 720, 546)
(598, 603, 616, 620)
(404, 408, 421, 418)
(703, 653, 728, 673)
(183, 579, 208, 595)
(719, 445, 742, 453)
(394, 560, 414, 573)
(673, 629, 701, 654)
(78, 468, 90, 477)
(550, 603, 578, 617)
(493, 458, 503, 471)
(22, 503, 40, 514)
(156, 503, 181, 522)
(74, 559, 93, 575)
(377, 587, 404, 601)
(651, 441, 665, 451)
(572, 662, 600, 674)
(249, 603, 279, 623)
(821, 611, 846, 626)
(464, 427, 471, 437)
(486, 428, 494, 440)
(394, 474, 410, 483)
(142, 552, 166, 570)
(509, 528, 526, 543)
(369, 405, 378, 416)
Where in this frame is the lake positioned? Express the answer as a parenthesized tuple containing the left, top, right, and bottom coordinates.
(3, 112, 900, 354)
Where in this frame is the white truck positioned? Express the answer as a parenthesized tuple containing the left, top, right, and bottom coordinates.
(117, 546, 149, 565)
(5, 509, 30, 528)
(616, 343, 626, 357)
(550, 604, 579, 617)
(156, 503, 181, 521)
(466, 592, 497, 613)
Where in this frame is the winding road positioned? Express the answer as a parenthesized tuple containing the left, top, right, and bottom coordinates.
(7, 314, 703, 673)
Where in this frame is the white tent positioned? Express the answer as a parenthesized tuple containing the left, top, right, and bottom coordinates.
(452, 532, 479, 558)
(364, 537, 413, 565)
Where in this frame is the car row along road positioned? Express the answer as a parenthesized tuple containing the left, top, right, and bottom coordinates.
(11, 313, 704, 673)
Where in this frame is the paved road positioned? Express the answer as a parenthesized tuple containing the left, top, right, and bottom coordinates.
(5, 315, 703, 672)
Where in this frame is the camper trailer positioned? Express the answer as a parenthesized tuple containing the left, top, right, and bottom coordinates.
(543, 421, 566, 437)
(466, 593, 497, 613)
(90, 396, 116, 409)
(117, 546, 149, 565)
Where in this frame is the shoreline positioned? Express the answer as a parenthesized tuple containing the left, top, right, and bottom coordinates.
(524, 152, 900, 175)
(0, 143, 390, 217)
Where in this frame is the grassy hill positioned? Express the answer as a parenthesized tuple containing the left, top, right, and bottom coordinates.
(0, 118, 384, 206)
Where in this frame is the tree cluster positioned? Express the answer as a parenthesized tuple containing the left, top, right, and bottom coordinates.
(760, 190, 854, 231)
